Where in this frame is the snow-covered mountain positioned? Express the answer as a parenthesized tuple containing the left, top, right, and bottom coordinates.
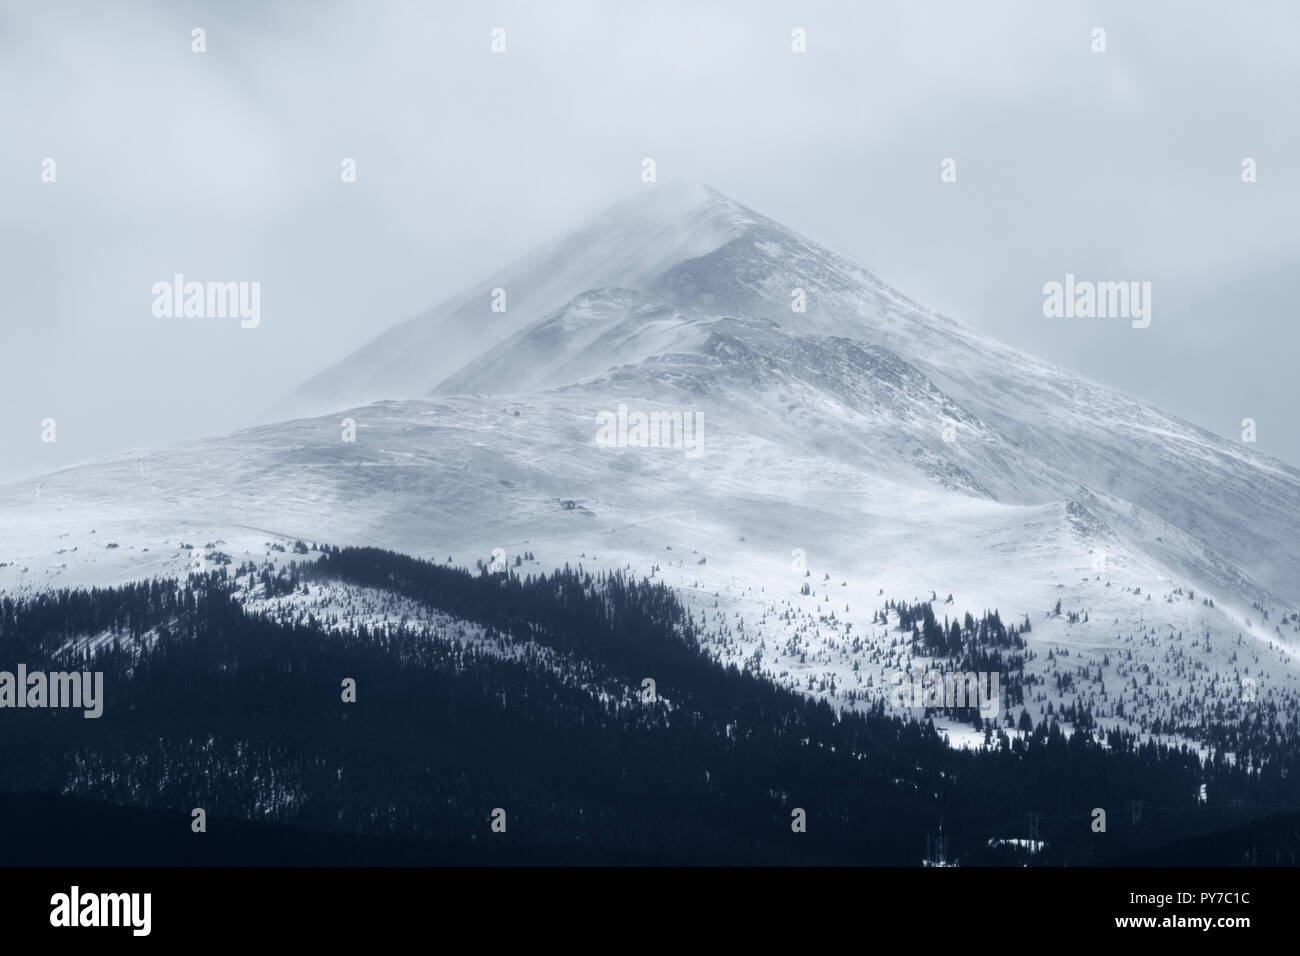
(294, 184, 1300, 609)
(5, 182, 1299, 747)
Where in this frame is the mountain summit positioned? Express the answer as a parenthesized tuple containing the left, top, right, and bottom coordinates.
(287, 183, 770, 413)
(286, 183, 1300, 611)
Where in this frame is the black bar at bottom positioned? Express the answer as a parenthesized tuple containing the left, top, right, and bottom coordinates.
(0, 866, 1271, 942)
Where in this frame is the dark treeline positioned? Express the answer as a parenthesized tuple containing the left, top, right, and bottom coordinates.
(2, 546, 1299, 865)
(888, 599, 1031, 729)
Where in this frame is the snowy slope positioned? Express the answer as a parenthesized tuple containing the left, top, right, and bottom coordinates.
(3, 381, 1296, 747)
(435, 288, 712, 397)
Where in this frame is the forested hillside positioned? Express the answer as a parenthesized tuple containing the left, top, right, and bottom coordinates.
(2, 547, 1298, 865)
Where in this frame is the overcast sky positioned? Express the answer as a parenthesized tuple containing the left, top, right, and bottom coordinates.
(2, 0, 1297, 482)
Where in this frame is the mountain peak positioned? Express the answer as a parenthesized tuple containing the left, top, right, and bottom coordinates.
(283, 182, 768, 416)
(567, 181, 763, 261)
(610, 179, 742, 214)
